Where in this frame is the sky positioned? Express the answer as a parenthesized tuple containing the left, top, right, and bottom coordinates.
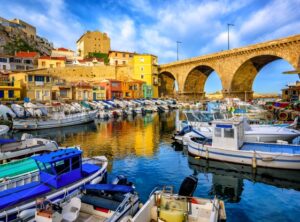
(0, 0, 299, 93)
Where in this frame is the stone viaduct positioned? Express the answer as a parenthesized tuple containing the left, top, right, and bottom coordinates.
(158, 34, 300, 100)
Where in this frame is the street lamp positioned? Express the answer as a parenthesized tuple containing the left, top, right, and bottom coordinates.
(227, 23, 234, 50)
(176, 41, 182, 61)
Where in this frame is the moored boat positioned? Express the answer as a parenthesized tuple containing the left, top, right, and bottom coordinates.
(0, 135, 58, 162)
(29, 175, 140, 222)
(187, 119, 300, 169)
(12, 110, 98, 130)
(0, 125, 9, 135)
(129, 175, 226, 222)
(0, 148, 108, 221)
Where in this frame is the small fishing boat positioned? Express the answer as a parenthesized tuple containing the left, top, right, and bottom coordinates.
(0, 135, 58, 162)
(129, 175, 226, 222)
(187, 119, 300, 169)
(174, 111, 300, 144)
(30, 175, 139, 222)
(12, 109, 98, 130)
(0, 148, 108, 221)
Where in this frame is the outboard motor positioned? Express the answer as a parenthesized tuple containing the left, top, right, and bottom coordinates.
(178, 175, 198, 197)
(112, 175, 128, 185)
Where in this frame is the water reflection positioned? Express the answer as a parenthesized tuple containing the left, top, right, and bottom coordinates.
(188, 155, 300, 202)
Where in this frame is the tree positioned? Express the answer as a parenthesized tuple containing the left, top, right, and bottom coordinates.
(3, 37, 36, 55)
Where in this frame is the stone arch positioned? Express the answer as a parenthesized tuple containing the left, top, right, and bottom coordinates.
(183, 65, 222, 99)
(230, 53, 297, 100)
(158, 71, 177, 97)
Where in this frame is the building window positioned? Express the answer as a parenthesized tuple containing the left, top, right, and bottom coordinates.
(141, 75, 144, 79)
(56, 62, 61, 67)
(36, 90, 41, 100)
(140, 58, 144, 62)
(28, 75, 33, 82)
(115, 61, 118, 65)
(115, 52, 117, 56)
(35, 76, 45, 82)
(0, 58, 7, 62)
(122, 53, 125, 57)
(42, 61, 46, 67)
(50, 64, 54, 68)
(0, 90, 4, 98)
(44, 90, 50, 97)
(46, 76, 50, 82)
(8, 90, 14, 98)
(285, 90, 288, 95)
(122, 61, 126, 65)
(3, 65, 6, 70)
(140, 67, 144, 71)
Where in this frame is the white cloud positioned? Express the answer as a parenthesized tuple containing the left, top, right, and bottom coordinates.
(0, 0, 84, 50)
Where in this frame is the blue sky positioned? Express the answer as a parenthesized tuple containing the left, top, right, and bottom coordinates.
(0, 0, 299, 93)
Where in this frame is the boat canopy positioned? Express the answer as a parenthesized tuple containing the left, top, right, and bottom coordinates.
(32, 148, 83, 189)
(32, 148, 82, 163)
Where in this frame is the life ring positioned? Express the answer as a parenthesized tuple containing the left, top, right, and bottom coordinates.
(278, 111, 288, 121)
(266, 113, 273, 120)
(267, 105, 274, 111)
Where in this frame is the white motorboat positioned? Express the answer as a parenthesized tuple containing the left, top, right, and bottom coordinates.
(0, 134, 58, 162)
(13, 110, 98, 130)
(129, 176, 226, 222)
(187, 119, 300, 169)
(175, 111, 300, 144)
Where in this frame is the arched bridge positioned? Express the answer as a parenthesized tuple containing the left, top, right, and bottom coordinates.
(158, 34, 300, 100)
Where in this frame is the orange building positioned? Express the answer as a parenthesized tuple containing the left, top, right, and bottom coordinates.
(122, 79, 145, 99)
(100, 79, 122, 100)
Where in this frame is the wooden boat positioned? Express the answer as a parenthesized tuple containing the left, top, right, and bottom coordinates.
(129, 176, 226, 222)
(0, 148, 108, 221)
(0, 135, 58, 162)
(187, 119, 300, 169)
(12, 110, 98, 130)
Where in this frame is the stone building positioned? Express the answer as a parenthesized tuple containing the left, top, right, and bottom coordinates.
(76, 31, 110, 59)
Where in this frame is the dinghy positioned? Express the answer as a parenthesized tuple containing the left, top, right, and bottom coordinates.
(0, 125, 9, 135)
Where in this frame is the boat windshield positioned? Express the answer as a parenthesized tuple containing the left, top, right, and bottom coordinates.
(213, 112, 226, 120)
(194, 112, 212, 122)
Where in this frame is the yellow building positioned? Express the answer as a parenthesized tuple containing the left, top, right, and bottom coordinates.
(38, 56, 66, 69)
(52, 77, 72, 101)
(0, 79, 21, 101)
(133, 54, 159, 98)
(76, 31, 110, 59)
(9, 70, 53, 101)
(108, 50, 134, 66)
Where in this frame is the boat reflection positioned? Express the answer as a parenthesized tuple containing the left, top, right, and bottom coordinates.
(188, 155, 300, 202)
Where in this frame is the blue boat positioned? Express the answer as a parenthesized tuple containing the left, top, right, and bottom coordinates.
(0, 148, 108, 221)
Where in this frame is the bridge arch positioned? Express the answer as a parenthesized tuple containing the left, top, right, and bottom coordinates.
(183, 65, 223, 100)
(230, 53, 298, 100)
(158, 71, 177, 97)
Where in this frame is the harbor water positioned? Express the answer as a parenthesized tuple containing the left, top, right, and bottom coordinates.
(13, 111, 300, 222)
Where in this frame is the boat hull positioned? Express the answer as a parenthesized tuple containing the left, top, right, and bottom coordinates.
(187, 140, 300, 170)
(12, 110, 97, 130)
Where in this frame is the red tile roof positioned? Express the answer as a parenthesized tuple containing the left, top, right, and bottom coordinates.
(39, 56, 66, 61)
(15, 51, 38, 58)
(56, 47, 74, 52)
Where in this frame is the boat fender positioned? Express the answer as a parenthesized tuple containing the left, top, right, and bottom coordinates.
(178, 175, 198, 197)
(150, 206, 158, 221)
(119, 215, 134, 222)
(18, 209, 35, 220)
